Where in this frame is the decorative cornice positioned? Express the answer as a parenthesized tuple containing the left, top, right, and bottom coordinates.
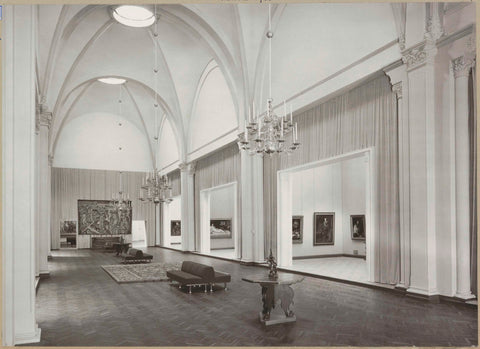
(392, 82, 403, 100)
(401, 41, 437, 71)
(452, 55, 475, 78)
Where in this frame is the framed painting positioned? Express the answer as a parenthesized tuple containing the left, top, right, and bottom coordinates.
(60, 220, 77, 236)
(313, 212, 335, 245)
(171, 220, 181, 236)
(210, 219, 232, 239)
(292, 216, 303, 244)
(351, 214, 366, 240)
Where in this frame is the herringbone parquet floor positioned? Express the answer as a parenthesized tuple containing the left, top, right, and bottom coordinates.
(34, 247, 477, 346)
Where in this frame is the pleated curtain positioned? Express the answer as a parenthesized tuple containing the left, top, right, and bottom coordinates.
(51, 167, 155, 249)
(264, 74, 400, 284)
(168, 169, 181, 197)
(194, 144, 241, 251)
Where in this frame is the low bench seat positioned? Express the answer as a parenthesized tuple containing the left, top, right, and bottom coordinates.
(167, 261, 231, 293)
(122, 248, 153, 264)
(166, 270, 203, 284)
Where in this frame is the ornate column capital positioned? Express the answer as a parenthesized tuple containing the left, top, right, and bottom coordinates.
(392, 82, 403, 100)
(179, 162, 196, 175)
(425, 3, 444, 42)
(35, 104, 52, 134)
(452, 55, 475, 78)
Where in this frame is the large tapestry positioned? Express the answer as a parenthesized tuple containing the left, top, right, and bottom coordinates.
(78, 200, 132, 235)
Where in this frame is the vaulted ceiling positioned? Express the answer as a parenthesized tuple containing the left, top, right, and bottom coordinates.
(36, 4, 399, 168)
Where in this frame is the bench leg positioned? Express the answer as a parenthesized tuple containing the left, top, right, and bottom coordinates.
(210, 284, 213, 292)
(204, 284, 207, 293)
(224, 282, 228, 291)
(189, 286, 192, 294)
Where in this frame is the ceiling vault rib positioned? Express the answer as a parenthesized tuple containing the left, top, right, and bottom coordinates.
(147, 28, 184, 136)
(50, 80, 94, 157)
(123, 84, 156, 169)
(252, 3, 286, 112)
(51, 19, 114, 137)
(41, 5, 68, 105)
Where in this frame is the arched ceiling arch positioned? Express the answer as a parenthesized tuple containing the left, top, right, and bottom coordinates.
(36, 3, 400, 170)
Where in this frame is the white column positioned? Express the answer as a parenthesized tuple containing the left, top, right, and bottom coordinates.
(155, 203, 161, 246)
(385, 63, 411, 289)
(452, 55, 475, 299)
(179, 162, 195, 251)
(47, 155, 53, 257)
(276, 171, 293, 267)
(36, 106, 51, 277)
(402, 39, 439, 297)
(2, 5, 41, 345)
(240, 152, 264, 263)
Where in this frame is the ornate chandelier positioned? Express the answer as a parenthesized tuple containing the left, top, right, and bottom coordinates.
(139, 171, 172, 205)
(238, 4, 300, 155)
(139, 14, 172, 206)
(112, 172, 132, 211)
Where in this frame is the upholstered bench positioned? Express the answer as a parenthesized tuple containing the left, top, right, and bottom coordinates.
(166, 261, 231, 293)
(122, 248, 153, 264)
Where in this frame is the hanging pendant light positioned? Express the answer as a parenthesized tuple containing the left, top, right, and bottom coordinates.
(139, 6, 172, 205)
(238, 4, 300, 156)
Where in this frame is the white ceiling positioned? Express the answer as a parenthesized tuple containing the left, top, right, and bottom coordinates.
(36, 3, 399, 162)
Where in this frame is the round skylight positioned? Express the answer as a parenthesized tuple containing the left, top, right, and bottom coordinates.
(98, 77, 126, 85)
(112, 6, 156, 28)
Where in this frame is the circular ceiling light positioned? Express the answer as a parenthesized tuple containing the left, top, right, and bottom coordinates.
(98, 77, 126, 85)
(112, 5, 155, 28)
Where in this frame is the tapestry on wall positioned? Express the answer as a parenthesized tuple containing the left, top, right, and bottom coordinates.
(78, 200, 132, 235)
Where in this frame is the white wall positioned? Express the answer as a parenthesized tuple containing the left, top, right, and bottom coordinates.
(210, 184, 235, 249)
(189, 65, 237, 153)
(291, 157, 367, 258)
(341, 157, 367, 256)
(54, 112, 152, 172)
(291, 163, 343, 257)
(157, 118, 180, 170)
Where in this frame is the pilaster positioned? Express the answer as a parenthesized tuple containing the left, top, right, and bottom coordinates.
(451, 53, 475, 299)
(240, 152, 264, 263)
(179, 162, 196, 251)
(402, 38, 439, 297)
(36, 106, 52, 277)
(2, 5, 41, 345)
(384, 63, 411, 289)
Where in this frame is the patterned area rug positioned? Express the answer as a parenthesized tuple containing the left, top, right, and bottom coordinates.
(102, 263, 180, 283)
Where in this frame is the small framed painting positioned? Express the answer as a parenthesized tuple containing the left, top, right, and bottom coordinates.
(351, 215, 366, 240)
(292, 216, 303, 244)
(171, 220, 181, 236)
(210, 219, 232, 239)
(313, 212, 335, 245)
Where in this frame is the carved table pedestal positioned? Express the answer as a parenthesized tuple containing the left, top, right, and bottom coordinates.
(242, 274, 304, 326)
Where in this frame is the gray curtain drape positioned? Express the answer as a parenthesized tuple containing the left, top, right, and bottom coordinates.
(264, 74, 400, 284)
(168, 169, 181, 197)
(194, 144, 241, 251)
(469, 64, 477, 296)
(51, 167, 155, 249)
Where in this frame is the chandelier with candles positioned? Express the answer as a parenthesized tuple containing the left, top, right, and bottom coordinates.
(112, 172, 132, 211)
(139, 171, 172, 205)
(138, 10, 173, 206)
(238, 4, 300, 155)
